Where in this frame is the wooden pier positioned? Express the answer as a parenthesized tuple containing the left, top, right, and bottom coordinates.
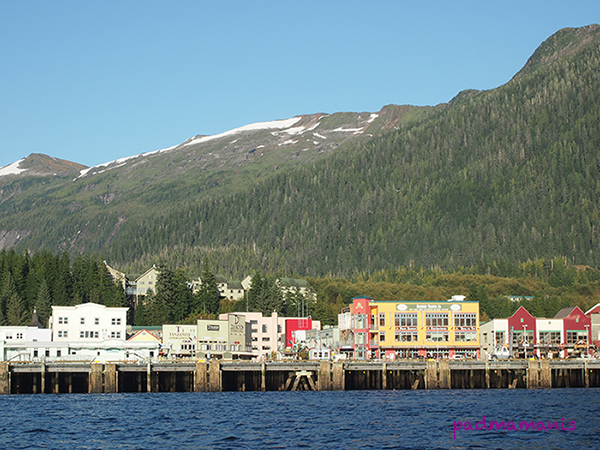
(1, 359, 599, 394)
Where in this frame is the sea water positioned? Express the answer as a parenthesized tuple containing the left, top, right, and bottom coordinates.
(1, 389, 599, 449)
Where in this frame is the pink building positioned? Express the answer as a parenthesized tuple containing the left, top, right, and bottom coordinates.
(219, 311, 320, 359)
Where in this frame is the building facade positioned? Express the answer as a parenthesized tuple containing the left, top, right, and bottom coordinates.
(339, 296, 480, 360)
(51, 303, 128, 342)
(479, 305, 593, 358)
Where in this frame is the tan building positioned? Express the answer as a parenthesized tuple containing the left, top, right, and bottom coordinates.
(126, 266, 160, 307)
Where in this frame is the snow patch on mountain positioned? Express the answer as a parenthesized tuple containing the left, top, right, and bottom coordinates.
(184, 117, 302, 147)
(0, 159, 27, 177)
(77, 145, 178, 179)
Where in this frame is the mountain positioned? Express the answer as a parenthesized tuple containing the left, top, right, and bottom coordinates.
(1, 25, 600, 278)
(0, 104, 431, 262)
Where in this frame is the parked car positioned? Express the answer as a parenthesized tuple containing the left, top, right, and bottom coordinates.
(490, 345, 511, 360)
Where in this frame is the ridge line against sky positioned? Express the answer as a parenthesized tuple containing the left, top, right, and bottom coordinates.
(1, 1, 599, 168)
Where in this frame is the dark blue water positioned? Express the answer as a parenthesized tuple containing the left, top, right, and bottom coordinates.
(1, 389, 599, 449)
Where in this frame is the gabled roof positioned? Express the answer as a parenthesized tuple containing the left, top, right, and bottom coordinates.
(28, 309, 43, 328)
(554, 306, 578, 319)
(227, 281, 243, 290)
(510, 305, 535, 319)
(279, 278, 309, 288)
(127, 329, 161, 342)
(585, 303, 600, 315)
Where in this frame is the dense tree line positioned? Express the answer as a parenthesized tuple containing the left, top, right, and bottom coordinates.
(1, 28, 600, 280)
(1, 248, 598, 330)
(0, 249, 126, 327)
(98, 26, 600, 277)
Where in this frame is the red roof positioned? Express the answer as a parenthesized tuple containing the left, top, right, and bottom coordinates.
(585, 303, 600, 315)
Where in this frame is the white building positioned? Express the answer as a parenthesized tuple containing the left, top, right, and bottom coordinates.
(51, 302, 128, 342)
(162, 324, 198, 358)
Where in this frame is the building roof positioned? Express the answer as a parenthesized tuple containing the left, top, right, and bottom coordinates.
(279, 278, 310, 288)
(227, 281, 243, 290)
(28, 309, 43, 328)
(585, 303, 600, 315)
(554, 306, 578, 319)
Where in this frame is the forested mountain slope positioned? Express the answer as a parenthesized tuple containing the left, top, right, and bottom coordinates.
(113, 25, 600, 276)
(1, 25, 600, 278)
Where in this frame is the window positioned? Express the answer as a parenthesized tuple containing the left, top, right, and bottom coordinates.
(455, 331, 477, 342)
(94, 331, 99, 338)
(539, 331, 561, 344)
(111, 318, 122, 325)
(58, 317, 68, 325)
(262, 346, 271, 350)
(426, 331, 449, 342)
(262, 337, 270, 342)
(80, 331, 85, 338)
(356, 332, 365, 345)
(395, 313, 418, 327)
(250, 320, 258, 325)
(262, 324, 268, 333)
(395, 331, 418, 342)
(426, 313, 448, 327)
(95, 318, 99, 325)
(379, 313, 386, 327)
(355, 314, 365, 329)
(379, 331, 386, 342)
(16, 333, 23, 339)
(567, 331, 587, 345)
(495, 331, 505, 345)
(454, 313, 477, 327)
(512, 331, 534, 346)
(80, 317, 85, 325)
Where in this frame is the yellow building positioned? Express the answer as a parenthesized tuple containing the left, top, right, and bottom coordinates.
(339, 296, 480, 360)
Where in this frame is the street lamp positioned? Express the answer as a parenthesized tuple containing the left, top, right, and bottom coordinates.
(523, 324, 528, 359)
(585, 324, 590, 356)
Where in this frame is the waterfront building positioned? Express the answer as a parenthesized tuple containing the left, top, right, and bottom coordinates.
(51, 302, 128, 342)
(305, 326, 340, 352)
(218, 311, 320, 359)
(127, 329, 162, 344)
(339, 296, 480, 360)
(479, 305, 595, 358)
(0, 310, 53, 361)
(555, 306, 591, 356)
(196, 314, 253, 360)
(480, 318, 509, 356)
(162, 324, 198, 358)
(586, 303, 600, 349)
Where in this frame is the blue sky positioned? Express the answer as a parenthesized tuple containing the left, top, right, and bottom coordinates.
(1, 1, 599, 168)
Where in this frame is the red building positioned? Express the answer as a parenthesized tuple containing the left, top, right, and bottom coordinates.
(507, 306, 537, 356)
(555, 306, 591, 353)
(285, 318, 315, 349)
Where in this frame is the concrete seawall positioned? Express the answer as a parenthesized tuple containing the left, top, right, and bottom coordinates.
(1, 359, 598, 394)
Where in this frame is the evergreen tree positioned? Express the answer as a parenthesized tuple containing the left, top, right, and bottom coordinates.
(194, 259, 220, 316)
(3, 273, 27, 326)
(36, 279, 53, 328)
(154, 265, 192, 323)
(134, 297, 148, 326)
